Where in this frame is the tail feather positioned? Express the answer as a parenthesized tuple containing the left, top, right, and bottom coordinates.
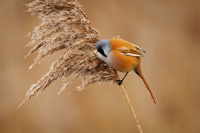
(134, 65, 156, 104)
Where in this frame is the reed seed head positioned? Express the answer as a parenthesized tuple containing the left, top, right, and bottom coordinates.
(21, 0, 119, 105)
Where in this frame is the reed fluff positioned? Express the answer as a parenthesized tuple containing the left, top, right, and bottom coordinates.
(22, 0, 119, 102)
(21, 0, 143, 132)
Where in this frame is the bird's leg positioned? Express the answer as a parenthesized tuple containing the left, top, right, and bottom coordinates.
(116, 72, 129, 85)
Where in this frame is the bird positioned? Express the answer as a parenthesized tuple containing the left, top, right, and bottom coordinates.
(94, 38, 156, 104)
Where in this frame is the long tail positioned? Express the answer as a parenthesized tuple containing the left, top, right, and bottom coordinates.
(134, 65, 156, 104)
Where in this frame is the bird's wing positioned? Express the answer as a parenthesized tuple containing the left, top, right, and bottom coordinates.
(117, 46, 145, 57)
(130, 43, 146, 54)
(122, 53, 142, 57)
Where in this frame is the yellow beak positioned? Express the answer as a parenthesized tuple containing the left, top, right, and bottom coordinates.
(93, 49, 97, 54)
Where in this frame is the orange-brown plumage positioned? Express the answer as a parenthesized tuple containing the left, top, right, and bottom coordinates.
(109, 38, 142, 72)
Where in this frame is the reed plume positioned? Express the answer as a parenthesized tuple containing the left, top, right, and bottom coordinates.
(21, 0, 119, 103)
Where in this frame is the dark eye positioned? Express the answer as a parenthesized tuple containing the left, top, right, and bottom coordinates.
(98, 47, 107, 57)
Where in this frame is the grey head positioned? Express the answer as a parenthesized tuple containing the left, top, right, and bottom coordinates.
(95, 39, 111, 57)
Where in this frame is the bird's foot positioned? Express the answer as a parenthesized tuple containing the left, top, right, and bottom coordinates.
(116, 80, 123, 86)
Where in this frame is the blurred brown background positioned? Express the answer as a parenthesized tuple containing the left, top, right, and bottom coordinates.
(1, 0, 200, 133)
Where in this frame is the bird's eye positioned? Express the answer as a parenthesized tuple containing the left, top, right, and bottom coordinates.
(97, 47, 107, 57)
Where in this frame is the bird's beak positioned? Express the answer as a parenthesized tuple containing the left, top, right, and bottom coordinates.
(93, 49, 97, 54)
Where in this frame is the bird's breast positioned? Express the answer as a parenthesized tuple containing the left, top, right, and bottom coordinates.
(107, 50, 141, 72)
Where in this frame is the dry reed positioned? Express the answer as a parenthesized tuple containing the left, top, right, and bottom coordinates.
(21, 0, 119, 103)
(20, 0, 143, 132)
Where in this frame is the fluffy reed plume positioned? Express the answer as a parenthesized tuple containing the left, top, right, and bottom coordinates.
(21, 0, 143, 132)
(22, 0, 119, 101)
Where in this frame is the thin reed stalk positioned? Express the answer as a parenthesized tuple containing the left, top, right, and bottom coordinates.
(121, 84, 143, 133)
